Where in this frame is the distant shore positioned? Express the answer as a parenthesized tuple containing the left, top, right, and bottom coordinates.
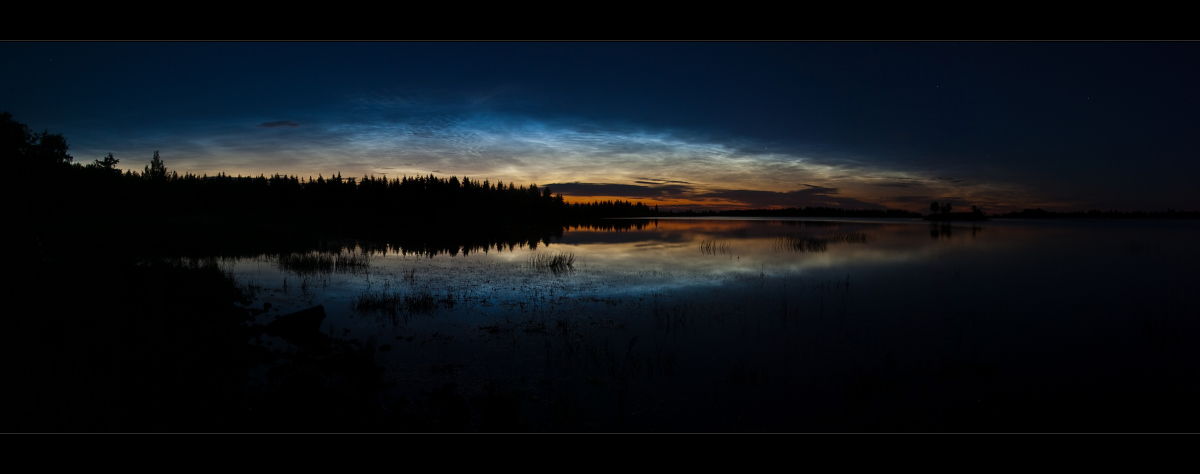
(990, 208, 1200, 219)
(924, 212, 989, 221)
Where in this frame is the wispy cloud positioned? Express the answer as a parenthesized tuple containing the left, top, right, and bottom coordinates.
(258, 121, 300, 128)
(885, 195, 935, 203)
(694, 185, 886, 209)
(635, 177, 693, 184)
(872, 179, 925, 188)
(67, 94, 1043, 210)
(545, 182, 694, 199)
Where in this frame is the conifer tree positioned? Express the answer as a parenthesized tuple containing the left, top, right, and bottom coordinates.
(144, 150, 168, 181)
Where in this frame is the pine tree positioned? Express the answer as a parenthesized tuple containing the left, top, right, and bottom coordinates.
(144, 150, 168, 181)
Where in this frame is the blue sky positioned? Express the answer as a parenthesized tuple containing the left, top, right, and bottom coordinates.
(3, 42, 1197, 211)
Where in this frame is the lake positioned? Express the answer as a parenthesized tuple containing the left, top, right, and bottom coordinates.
(218, 217, 1200, 431)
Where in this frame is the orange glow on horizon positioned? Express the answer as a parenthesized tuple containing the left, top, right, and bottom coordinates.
(131, 161, 1044, 214)
(559, 195, 758, 210)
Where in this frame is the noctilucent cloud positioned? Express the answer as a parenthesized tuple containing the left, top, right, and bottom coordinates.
(4, 42, 1198, 212)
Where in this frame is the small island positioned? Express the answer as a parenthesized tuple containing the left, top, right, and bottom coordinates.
(923, 201, 989, 221)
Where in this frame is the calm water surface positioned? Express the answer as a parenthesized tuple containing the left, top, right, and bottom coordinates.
(221, 218, 1200, 430)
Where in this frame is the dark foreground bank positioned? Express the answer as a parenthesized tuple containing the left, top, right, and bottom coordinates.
(4, 251, 532, 432)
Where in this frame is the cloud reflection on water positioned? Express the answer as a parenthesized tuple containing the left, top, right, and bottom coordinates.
(545, 218, 1008, 280)
(211, 216, 1200, 431)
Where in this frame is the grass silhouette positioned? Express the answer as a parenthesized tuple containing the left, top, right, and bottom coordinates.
(277, 249, 371, 275)
(352, 290, 439, 315)
(529, 251, 576, 273)
(773, 232, 868, 253)
(699, 239, 732, 256)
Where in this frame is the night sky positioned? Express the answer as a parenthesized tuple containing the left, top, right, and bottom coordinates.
(4, 42, 1198, 212)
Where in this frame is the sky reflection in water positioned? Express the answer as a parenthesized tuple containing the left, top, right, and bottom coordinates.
(221, 218, 1200, 430)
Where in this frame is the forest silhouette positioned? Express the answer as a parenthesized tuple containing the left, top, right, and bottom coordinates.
(7, 110, 1195, 260)
(4, 112, 941, 261)
(4, 112, 671, 259)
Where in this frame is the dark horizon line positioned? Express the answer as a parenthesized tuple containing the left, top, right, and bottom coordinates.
(84, 166, 1200, 218)
(635, 206, 1200, 219)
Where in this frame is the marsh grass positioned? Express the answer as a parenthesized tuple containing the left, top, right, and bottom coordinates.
(351, 290, 440, 316)
(277, 252, 334, 274)
(698, 239, 732, 256)
(529, 251, 576, 273)
(774, 233, 868, 253)
(277, 248, 372, 275)
(334, 250, 371, 272)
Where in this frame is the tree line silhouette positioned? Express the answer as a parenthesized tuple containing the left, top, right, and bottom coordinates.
(3, 112, 664, 231)
(0, 112, 933, 230)
(663, 207, 921, 218)
(10, 110, 1195, 257)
